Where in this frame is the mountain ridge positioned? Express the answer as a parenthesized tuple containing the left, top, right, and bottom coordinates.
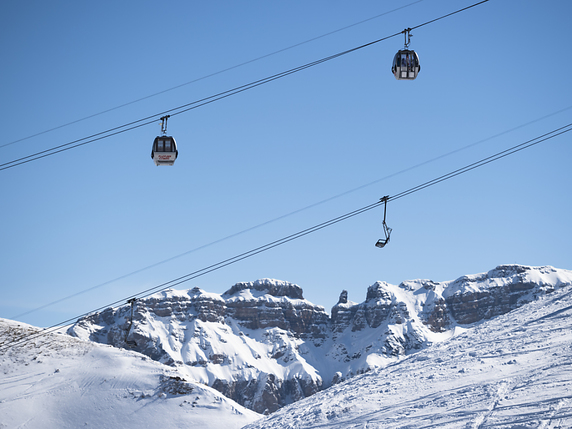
(67, 264, 572, 414)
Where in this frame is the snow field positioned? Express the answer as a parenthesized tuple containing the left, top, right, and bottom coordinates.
(0, 319, 261, 429)
(243, 287, 572, 428)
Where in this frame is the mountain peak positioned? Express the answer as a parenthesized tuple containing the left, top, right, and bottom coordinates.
(365, 281, 393, 302)
(222, 278, 304, 300)
(337, 289, 348, 304)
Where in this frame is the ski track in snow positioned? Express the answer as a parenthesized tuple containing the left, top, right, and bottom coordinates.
(243, 287, 572, 428)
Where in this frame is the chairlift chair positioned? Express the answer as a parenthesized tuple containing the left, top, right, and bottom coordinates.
(375, 196, 392, 248)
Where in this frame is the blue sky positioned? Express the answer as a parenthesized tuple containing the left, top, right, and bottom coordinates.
(1, 0, 571, 327)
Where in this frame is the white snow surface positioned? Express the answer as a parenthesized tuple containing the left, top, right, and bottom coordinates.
(243, 284, 572, 428)
(0, 319, 260, 429)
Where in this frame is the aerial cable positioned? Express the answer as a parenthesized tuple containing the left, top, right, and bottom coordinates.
(105, 122, 572, 298)
(0, 199, 385, 352)
(1, 34, 401, 170)
(0, 118, 159, 171)
(0, 0, 429, 150)
(0, 0, 490, 172)
(9, 104, 572, 321)
(387, 123, 572, 203)
(0, 54, 367, 170)
(2, 119, 569, 353)
(409, 0, 489, 32)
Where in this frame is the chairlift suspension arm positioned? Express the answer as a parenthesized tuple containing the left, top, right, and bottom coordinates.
(127, 298, 136, 328)
(380, 196, 389, 223)
(125, 298, 137, 345)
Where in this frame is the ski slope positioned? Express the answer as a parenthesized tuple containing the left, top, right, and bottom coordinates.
(243, 285, 572, 428)
(0, 320, 260, 429)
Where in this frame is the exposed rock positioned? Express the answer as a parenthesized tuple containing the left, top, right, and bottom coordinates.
(223, 279, 304, 300)
(331, 290, 359, 333)
(223, 279, 329, 338)
(424, 297, 450, 332)
(444, 265, 551, 324)
(362, 282, 394, 329)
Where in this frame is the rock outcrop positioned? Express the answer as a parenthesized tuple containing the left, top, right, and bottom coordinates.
(223, 279, 329, 338)
(443, 265, 561, 324)
(331, 290, 359, 333)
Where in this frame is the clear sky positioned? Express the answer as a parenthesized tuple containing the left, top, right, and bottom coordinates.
(1, 0, 571, 328)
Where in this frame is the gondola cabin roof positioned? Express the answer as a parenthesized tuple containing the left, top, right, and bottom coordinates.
(151, 135, 178, 166)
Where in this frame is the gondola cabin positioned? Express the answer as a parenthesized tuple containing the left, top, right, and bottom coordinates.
(392, 49, 420, 80)
(151, 136, 178, 166)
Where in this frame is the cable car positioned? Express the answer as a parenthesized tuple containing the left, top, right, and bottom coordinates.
(392, 29, 420, 81)
(151, 115, 178, 166)
(151, 136, 178, 166)
(392, 50, 420, 80)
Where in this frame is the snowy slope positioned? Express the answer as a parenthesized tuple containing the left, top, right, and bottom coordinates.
(0, 319, 261, 429)
(243, 284, 572, 428)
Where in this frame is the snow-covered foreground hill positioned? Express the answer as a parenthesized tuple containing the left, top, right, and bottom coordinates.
(243, 284, 572, 428)
(0, 320, 260, 429)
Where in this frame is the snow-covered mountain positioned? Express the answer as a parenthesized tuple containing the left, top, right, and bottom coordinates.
(66, 264, 572, 415)
(0, 318, 260, 428)
(243, 274, 572, 428)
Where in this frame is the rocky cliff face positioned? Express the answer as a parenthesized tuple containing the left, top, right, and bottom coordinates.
(442, 265, 559, 324)
(222, 279, 329, 339)
(68, 265, 572, 414)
